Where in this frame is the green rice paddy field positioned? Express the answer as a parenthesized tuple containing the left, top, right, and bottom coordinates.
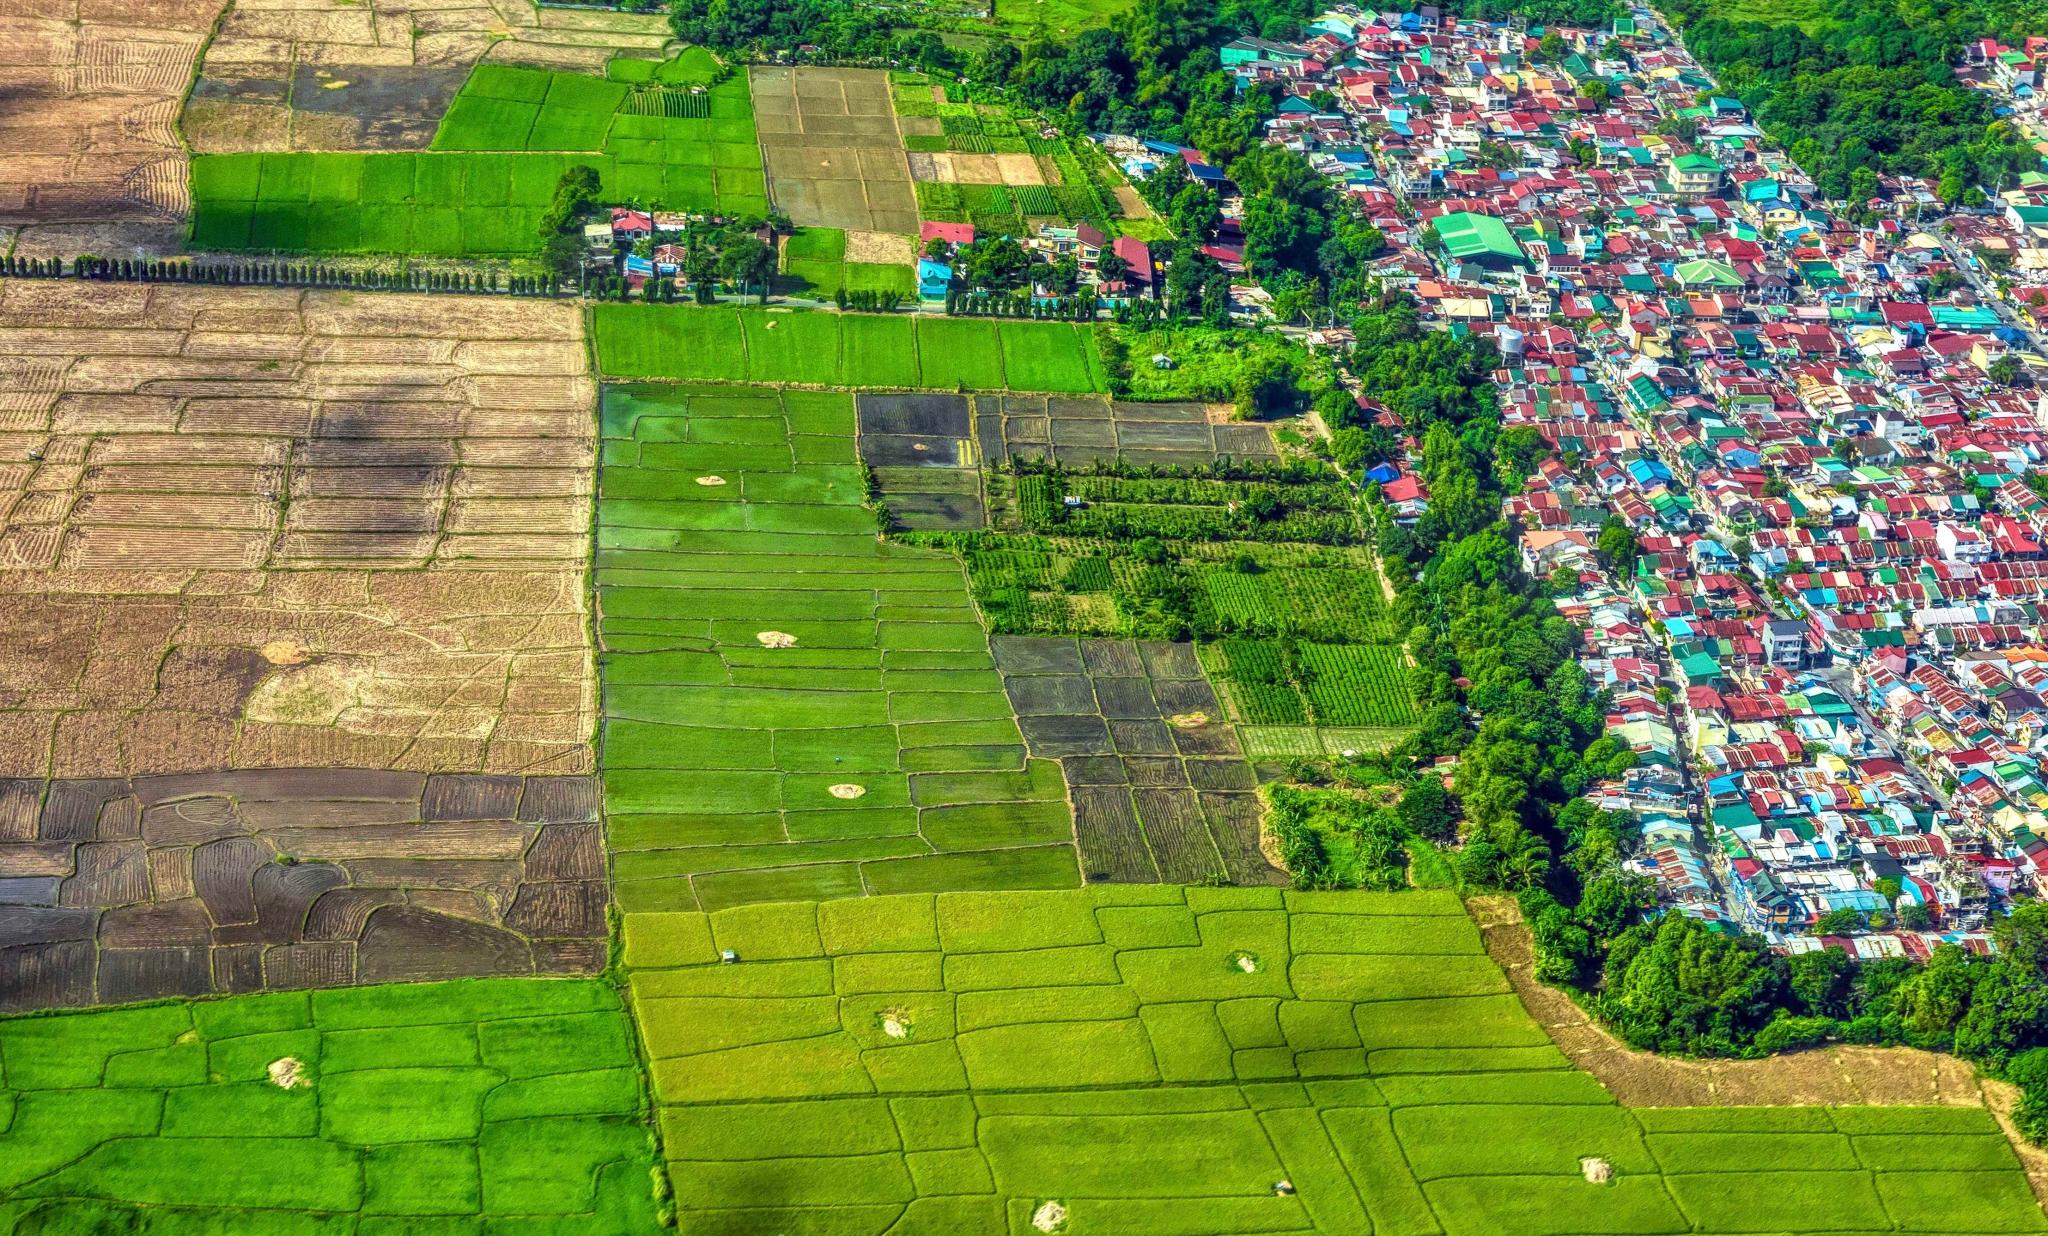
(0, 979, 662, 1233)
(12, 893, 2041, 1233)
(592, 305, 1107, 392)
(189, 63, 767, 255)
(597, 383, 1083, 910)
(621, 886, 2048, 1235)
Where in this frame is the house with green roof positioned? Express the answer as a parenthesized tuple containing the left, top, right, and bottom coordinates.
(1674, 258, 1744, 289)
(1667, 152, 1722, 196)
(1430, 211, 1530, 272)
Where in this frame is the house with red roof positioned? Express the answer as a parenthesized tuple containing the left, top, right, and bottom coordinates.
(920, 221, 976, 250)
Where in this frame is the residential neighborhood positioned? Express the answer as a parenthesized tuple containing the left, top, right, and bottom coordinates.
(1099, 1, 2048, 954)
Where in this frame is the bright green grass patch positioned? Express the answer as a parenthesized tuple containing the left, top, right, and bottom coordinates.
(0, 980, 660, 1232)
(913, 317, 1005, 390)
(784, 226, 847, 262)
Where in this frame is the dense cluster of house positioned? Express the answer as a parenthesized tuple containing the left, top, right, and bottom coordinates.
(1207, 4, 2048, 951)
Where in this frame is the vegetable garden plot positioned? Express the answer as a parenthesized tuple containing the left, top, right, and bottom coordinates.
(0, 978, 663, 1233)
(1207, 637, 1417, 731)
(596, 384, 1079, 910)
(617, 887, 2047, 1235)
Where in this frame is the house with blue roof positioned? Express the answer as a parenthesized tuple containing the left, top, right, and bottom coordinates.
(918, 259, 952, 301)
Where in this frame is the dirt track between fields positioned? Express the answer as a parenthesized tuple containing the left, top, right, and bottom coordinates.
(1473, 894, 2048, 1209)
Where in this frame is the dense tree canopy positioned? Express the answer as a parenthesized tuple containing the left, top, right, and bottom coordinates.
(1664, 0, 2042, 201)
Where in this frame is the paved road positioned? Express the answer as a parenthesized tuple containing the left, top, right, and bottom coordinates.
(1936, 230, 2048, 355)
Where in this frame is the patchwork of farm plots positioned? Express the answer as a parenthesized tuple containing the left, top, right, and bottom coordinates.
(0, 978, 664, 1232)
(597, 384, 1084, 910)
(592, 305, 1106, 392)
(909, 456, 1421, 755)
(620, 886, 2048, 1235)
(753, 67, 918, 235)
(0, 281, 596, 779)
(861, 393, 1281, 533)
(991, 635, 1282, 885)
(188, 63, 766, 256)
(894, 79, 1139, 236)
(0, 280, 605, 1012)
(780, 227, 918, 299)
(184, 0, 674, 153)
(2, 771, 606, 1012)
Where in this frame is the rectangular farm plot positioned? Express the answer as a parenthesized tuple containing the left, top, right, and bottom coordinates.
(0, 978, 664, 1231)
(598, 384, 1080, 910)
(591, 305, 1107, 394)
(858, 392, 988, 532)
(975, 395, 1275, 468)
(617, 887, 2048, 1235)
(751, 66, 917, 234)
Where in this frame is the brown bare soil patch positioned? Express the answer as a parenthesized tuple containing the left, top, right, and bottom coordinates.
(1112, 185, 1152, 218)
(845, 230, 916, 265)
(752, 65, 917, 234)
(0, 283, 597, 779)
(0, 770, 607, 1011)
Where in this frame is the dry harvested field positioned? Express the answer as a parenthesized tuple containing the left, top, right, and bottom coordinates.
(185, 0, 673, 152)
(0, 280, 606, 1012)
(907, 150, 1049, 187)
(0, 0, 228, 255)
(976, 393, 1279, 469)
(0, 280, 597, 781)
(752, 65, 918, 234)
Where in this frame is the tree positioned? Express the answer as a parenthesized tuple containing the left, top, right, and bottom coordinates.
(1990, 355, 2022, 386)
(1600, 915, 1789, 1055)
(1096, 249, 1130, 290)
(1787, 946, 1857, 1019)
(961, 236, 1033, 292)
(1577, 79, 1610, 105)
(1328, 424, 1369, 471)
(1395, 776, 1456, 842)
(1812, 907, 1866, 936)
(685, 243, 720, 303)
(1168, 183, 1222, 243)
(1046, 255, 1080, 295)
(541, 233, 586, 284)
(1232, 350, 1301, 419)
(1595, 518, 1639, 571)
(720, 235, 777, 303)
